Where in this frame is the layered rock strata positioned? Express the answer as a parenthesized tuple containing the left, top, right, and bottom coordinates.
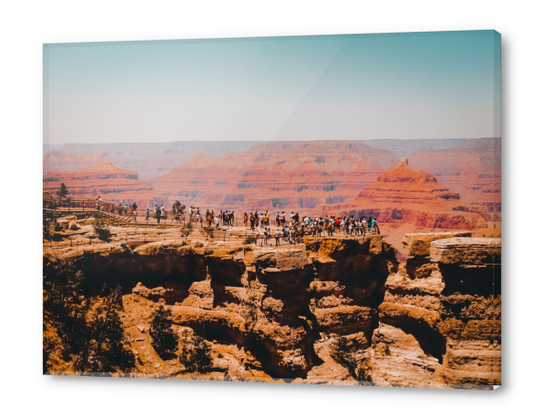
(150, 141, 397, 213)
(43, 232, 501, 387)
(409, 138, 501, 217)
(373, 234, 501, 388)
(325, 158, 488, 230)
(43, 161, 156, 207)
(44, 236, 393, 380)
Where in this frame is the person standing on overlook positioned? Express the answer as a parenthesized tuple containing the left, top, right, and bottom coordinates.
(372, 217, 380, 234)
(156, 206, 162, 224)
(274, 229, 281, 246)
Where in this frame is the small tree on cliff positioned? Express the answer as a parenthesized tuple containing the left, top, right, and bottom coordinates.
(79, 287, 135, 374)
(149, 304, 178, 360)
(57, 183, 69, 200)
(330, 337, 374, 384)
(178, 330, 212, 372)
(172, 200, 186, 215)
(43, 260, 88, 372)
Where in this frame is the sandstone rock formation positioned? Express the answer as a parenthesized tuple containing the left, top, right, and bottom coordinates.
(375, 234, 501, 387)
(325, 158, 487, 232)
(43, 230, 501, 388)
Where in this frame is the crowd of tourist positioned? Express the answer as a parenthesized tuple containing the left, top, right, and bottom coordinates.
(96, 197, 381, 244)
(238, 210, 379, 244)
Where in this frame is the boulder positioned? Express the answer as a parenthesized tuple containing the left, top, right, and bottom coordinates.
(403, 232, 472, 257)
(430, 237, 501, 266)
(132, 282, 170, 301)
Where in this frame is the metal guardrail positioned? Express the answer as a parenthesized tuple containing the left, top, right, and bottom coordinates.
(44, 199, 243, 227)
(43, 221, 380, 248)
(44, 199, 381, 249)
(45, 197, 381, 232)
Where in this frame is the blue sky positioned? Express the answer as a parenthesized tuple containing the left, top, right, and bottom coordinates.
(44, 30, 501, 144)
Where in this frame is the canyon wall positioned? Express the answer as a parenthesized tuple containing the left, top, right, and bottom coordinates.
(43, 232, 501, 387)
(43, 138, 500, 222)
(149, 141, 398, 214)
(42, 161, 159, 208)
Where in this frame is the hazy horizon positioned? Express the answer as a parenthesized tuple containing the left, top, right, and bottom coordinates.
(44, 31, 501, 145)
(44, 137, 495, 150)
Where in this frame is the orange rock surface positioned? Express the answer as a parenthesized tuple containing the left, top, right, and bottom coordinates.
(43, 232, 501, 388)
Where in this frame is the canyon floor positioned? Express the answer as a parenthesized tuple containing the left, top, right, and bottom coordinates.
(43, 214, 501, 389)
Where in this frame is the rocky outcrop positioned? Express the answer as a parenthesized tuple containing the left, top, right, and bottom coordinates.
(403, 232, 472, 257)
(43, 232, 501, 388)
(374, 235, 501, 388)
(44, 235, 394, 380)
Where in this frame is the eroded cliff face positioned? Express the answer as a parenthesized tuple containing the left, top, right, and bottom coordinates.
(43, 233, 501, 387)
(374, 234, 501, 388)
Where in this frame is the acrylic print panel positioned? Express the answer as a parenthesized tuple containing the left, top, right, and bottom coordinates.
(43, 30, 501, 389)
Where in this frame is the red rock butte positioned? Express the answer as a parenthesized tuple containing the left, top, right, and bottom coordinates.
(324, 157, 487, 230)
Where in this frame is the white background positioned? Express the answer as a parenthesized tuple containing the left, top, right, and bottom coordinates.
(0, 1, 539, 419)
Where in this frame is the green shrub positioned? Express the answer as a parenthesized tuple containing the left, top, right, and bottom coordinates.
(178, 330, 212, 372)
(149, 304, 178, 360)
(80, 290, 135, 373)
(330, 337, 373, 383)
(243, 235, 257, 245)
(93, 213, 111, 241)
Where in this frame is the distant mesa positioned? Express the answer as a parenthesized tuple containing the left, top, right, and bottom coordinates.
(150, 140, 398, 213)
(43, 141, 260, 179)
(408, 138, 501, 211)
(43, 160, 155, 205)
(41, 138, 501, 233)
(354, 156, 462, 204)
